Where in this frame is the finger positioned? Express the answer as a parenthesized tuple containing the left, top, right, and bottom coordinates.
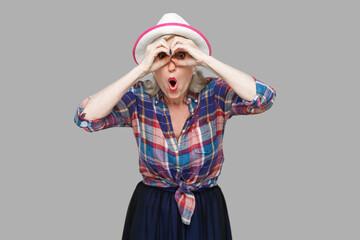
(172, 44, 204, 64)
(171, 57, 196, 67)
(170, 36, 193, 49)
(171, 43, 188, 54)
(172, 37, 198, 51)
(171, 44, 193, 60)
(170, 58, 184, 66)
(173, 36, 188, 43)
(157, 56, 171, 66)
(154, 46, 171, 58)
(142, 46, 170, 68)
(160, 39, 170, 49)
(170, 38, 182, 51)
(148, 40, 168, 54)
(152, 55, 171, 71)
(154, 39, 170, 51)
(154, 47, 171, 62)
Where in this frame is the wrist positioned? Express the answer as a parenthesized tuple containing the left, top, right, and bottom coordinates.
(135, 64, 149, 78)
(200, 55, 215, 69)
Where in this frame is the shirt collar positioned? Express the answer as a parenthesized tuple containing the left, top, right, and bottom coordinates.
(154, 89, 199, 105)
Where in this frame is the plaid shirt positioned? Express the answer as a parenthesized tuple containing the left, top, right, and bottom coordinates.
(74, 76, 276, 225)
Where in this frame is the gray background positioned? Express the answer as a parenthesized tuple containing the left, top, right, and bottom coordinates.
(1, 0, 359, 239)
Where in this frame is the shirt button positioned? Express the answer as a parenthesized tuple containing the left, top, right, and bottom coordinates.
(175, 149, 179, 153)
(182, 129, 185, 133)
(195, 99, 198, 102)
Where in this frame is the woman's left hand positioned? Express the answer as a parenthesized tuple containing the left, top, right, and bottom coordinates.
(170, 36, 208, 67)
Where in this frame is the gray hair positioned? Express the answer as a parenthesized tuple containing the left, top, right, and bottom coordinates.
(143, 34, 208, 96)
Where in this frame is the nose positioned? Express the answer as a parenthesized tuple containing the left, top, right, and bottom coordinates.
(167, 59, 176, 72)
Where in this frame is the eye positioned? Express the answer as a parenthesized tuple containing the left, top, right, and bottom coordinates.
(174, 51, 186, 59)
(157, 52, 167, 59)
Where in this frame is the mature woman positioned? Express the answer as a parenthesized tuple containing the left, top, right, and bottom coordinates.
(74, 13, 276, 240)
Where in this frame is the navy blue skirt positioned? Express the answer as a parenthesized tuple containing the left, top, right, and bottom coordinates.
(122, 181, 232, 240)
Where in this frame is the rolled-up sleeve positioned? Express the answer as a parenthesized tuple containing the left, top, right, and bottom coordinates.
(214, 76, 276, 120)
(74, 90, 137, 132)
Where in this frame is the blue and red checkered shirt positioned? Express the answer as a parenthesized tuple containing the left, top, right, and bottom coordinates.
(74, 76, 276, 225)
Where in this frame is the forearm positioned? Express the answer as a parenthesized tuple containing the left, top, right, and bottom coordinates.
(201, 56, 256, 102)
(81, 66, 146, 121)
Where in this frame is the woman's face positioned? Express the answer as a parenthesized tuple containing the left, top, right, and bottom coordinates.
(153, 36, 196, 104)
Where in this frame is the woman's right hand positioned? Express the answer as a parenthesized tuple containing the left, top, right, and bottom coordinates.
(137, 39, 171, 74)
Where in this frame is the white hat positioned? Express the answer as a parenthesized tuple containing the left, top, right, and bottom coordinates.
(132, 13, 212, 64)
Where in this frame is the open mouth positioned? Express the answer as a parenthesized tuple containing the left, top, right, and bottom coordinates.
(168, 77, 178, 91)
